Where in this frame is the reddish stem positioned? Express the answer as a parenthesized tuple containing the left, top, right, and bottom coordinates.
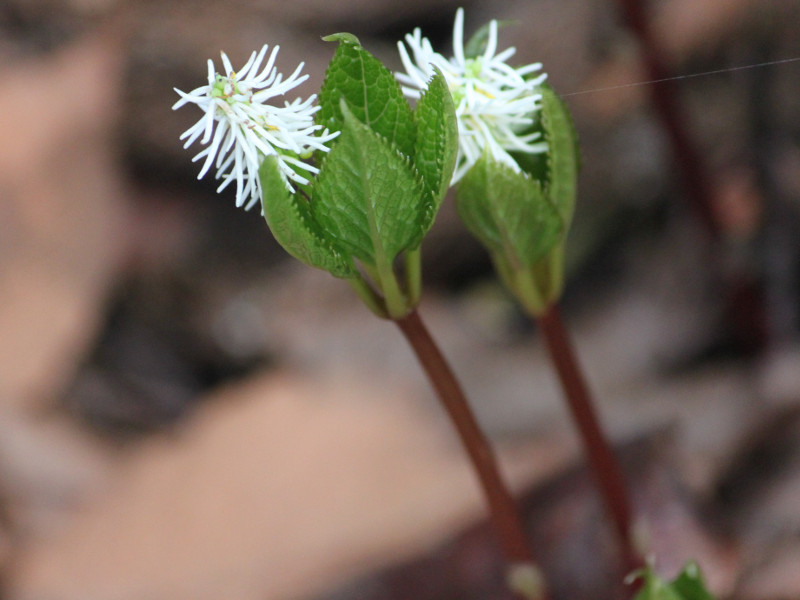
(537, 305, 643, 574)
(614, 0, 718, 237)
(615, 0, 770, 356)
(395, 310, 548, 598)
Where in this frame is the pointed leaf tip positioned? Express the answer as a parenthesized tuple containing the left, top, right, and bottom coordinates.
(322, 33, 361, 45)
(317, 37, 415, 157)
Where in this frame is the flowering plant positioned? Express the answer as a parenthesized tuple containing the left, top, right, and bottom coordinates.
(172, 9, 718, 600)
(173, 25, 543, 600)
(396, 8, 579, 315)
(175, 35, 458, 319)
(260, 33, 458, 318)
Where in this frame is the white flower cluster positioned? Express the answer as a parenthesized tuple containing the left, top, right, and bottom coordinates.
(396, 8, 548, 184)
(173, 45, 338, 210)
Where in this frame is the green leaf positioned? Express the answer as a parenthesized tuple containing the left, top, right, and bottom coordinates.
(635, 577, 684, 600)
(410, 67, 458, 246)
(670, 563, 716, 600)
(312, 103, 425, 267)
(259, 157, 355, 278)
(540, 84, 580, 227)
(632, 562, 717, 600)
(456, 154, 563, 269)
(318, 35, 415, 159)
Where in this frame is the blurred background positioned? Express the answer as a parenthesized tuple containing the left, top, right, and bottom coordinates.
(1, 0, 800, 598)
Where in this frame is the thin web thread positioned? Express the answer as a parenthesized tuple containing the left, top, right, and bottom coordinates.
(560, 56, 800, 98)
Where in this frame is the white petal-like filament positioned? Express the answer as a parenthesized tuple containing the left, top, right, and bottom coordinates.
(173, 44, 339, 210)
(396, 8, 548, 184)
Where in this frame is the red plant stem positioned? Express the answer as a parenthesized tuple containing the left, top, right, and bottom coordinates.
(614, 0, 770, 352)
(537, 305, 643, 574)
(613, 0, 718, 238)
(395, 310, 548, 597)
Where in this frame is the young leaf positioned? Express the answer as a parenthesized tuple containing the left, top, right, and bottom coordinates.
(312, 103, 424, 266)
(411, 67, 458, 245)
(318, 35, 415, 159)
(456, 154, 563, 269)
(632, 562, 717, 600)
(635, 577, 684, 600)
(259, 157, 355, 278)
(670, 563, 716, 600)
(540, 84, 580, 228)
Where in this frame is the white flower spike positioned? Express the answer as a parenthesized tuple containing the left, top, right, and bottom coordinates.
(173, 45, 338, 210)
(397, 8, 548, 184)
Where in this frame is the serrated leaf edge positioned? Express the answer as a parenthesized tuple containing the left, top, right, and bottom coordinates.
(260, 157, 356, 278)
(540, 85, 580, 227)
(314, 103, 426, 264)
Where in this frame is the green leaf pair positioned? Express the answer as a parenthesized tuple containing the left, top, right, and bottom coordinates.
(260, 34, 458, 319)
(455, 85, 579, 316)
(631, 562, 717, 600)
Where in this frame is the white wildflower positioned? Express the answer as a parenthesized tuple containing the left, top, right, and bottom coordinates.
(173, 44, 338, 210)
(396, 8, 548, 184)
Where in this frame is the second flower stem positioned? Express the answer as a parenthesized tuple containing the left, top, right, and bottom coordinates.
(395, 309, 548, 600)
(536, 304, 643, 574)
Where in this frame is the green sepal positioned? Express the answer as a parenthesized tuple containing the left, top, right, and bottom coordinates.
(408, 67, 458, 249)
(318, 34, 415, 159)
(632, 562, 717, 600)
(312, 102, 425, 267)
(259, 157, 356, 279)
(456, 153, 563, 270)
